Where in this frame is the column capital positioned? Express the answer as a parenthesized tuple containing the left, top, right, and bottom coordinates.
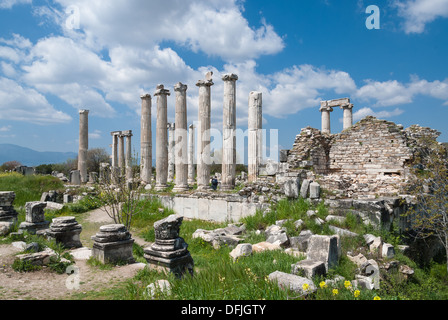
(222, 73, 238, 82)
(122, 130, 133, 137)
(174, 82, 188, 92)
(196, 71, 214, 87)
(154, 84, 171, 96)
(319, 102, 333, 113)
(340, 103, 354, 110)
(79, 109, 89, 115)
(140, 93, 151, 100)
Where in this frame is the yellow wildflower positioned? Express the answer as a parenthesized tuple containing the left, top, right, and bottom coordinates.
(302, 283, 310, 292)
(332, 289, 339, 296)
(374, 296, 381, 300)
(344, 280, 352, 289)
(354, 290, 360, 298)
(319, 281, 327, 289)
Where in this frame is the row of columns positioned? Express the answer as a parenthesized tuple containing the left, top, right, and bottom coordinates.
(137, 72, 263, 191)
(110, 130, 133, 180)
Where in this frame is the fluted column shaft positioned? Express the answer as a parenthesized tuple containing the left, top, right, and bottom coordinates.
(78, 109, 89, 183)
(320, 102, 333, 134)
(248, 92, 262, 183)
(221, 73, 238, 190)
(167, 123, 175, 183)
(188, 124, 195, 185)
(140, 94, 152, 183)
(173, 83, 189, 191)
(155, 85, 170, 190)
(342, 104, 354, 131)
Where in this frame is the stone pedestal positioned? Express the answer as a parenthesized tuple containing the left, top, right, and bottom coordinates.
(196, 72, 214, 191)
(0, 192, 19, 223)
(221, 73, 238, 190)
(144, 214, 194, 278)
(18, 201, 49, 234)
(46, 216, 82, 248)
(78, 109, 89, 183)
(140, 94, 152, 184)
(187, 124, 196, 185)
(173, 82, 189, 192)
(92, 224, 135, 264)
(155, 84, 170, 191)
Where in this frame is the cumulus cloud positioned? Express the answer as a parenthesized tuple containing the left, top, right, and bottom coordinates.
(394, 0, 448, 34)
(353, 107, 405, 122)
(0, 0, 31, 9)
(0, 77, 72, 124)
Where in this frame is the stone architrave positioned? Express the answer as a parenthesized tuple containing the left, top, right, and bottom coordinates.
(196, 72, 214, 190)
(140, 94, 152, 184)
(319, 102, 333, 134)
(187, 124, 196, 185)
(18, 202, 49, 234)
(221, 73, 238, 190)
(144, 214, 194, 278)
(248, 91, 262, 183)
(91, 224, 135, 264)
(46, 216, 82, 248)
(78, 109, 89, 183)
(173, 82, 189, 192)
(155, 84, 171, 191)
(167, 123, 176, 183)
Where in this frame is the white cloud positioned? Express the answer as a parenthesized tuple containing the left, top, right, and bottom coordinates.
(52, 0, 284, 62)
(353, 107, 405, 121)
(0, 0, 31, 9)
(394, 0, 448, 34)
(0, 125, 11, 132)
(0, 77, 72, 124)
(89, 130, 101, 139)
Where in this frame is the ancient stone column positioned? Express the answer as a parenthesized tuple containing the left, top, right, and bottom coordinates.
(118, 133, 125, 173)
(188, 124, 195, 185)
(78, 109, 89, 183)
(196, 72, 214, 190)
(110, 131, 120, 168)
(155, 84, 170, 191)
(122, 130, 133, 180)
(248, 91, 262, 183)
(221, 73, 238, 190)
(140, 94, 152, 184)
(341, 103, 354, 131)
(167, 123, 175, 183)
(320, 102, 333, 134)
(173, 82, 189, 192)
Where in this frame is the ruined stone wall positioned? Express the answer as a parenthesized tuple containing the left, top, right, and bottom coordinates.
(328, 116, 412, 177)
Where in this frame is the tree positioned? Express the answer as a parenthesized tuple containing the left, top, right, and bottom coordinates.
(404, 135, 448, 272)
(86, 148, 111, 174)
(96, 159, 144, 231)
(0, 160, 22, 172)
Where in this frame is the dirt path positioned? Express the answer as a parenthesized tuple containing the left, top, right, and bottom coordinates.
(0, 206, 153, 300)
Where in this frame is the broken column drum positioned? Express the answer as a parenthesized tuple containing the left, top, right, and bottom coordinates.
(18, 201, 49, 234)
(196, 72, 214, 190)
(140, 94, 152, 184)
(91, 224, 135, 264)
(144, 214, 194, 278)
(155, 84, 171, 191)
(78, 109, 89, 183)
(221, 73, 238, 190)
(173, 82, 189, 192)
(46, 216, 82, 248)
(0, 192, 19, 223)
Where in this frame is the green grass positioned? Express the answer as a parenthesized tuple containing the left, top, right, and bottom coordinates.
(0, 172, 65, 207)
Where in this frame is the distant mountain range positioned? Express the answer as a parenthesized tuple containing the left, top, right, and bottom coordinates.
(0, 144, 78, 167)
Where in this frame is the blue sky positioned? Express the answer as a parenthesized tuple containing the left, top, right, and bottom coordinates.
(0, 0, 447, 164)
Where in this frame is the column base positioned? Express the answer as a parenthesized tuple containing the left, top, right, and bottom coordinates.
(155, 184, 168, 191)
(172, 185, 189, 192)
(197, 185, 211, 191)
(220, 184, 235, 191)
(187, 179, 196, 185)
